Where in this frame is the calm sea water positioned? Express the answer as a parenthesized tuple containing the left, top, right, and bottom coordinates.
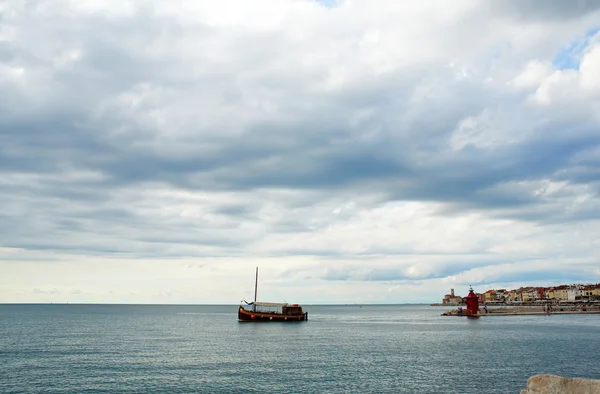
(1, 304, 599, 393)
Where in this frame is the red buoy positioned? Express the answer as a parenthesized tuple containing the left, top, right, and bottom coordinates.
(251, 315, 255, 319)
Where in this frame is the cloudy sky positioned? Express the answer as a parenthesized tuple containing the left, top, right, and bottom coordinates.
(2, 0, 600, 304)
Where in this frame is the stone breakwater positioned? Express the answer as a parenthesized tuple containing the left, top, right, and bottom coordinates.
(442, 305, 600, 316)
(521, 374, 600, 394)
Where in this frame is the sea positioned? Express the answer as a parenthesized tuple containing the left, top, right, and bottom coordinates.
(1, 304, 599, 393)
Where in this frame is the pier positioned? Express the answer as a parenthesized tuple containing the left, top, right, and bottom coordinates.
(442, 305, 600, 317)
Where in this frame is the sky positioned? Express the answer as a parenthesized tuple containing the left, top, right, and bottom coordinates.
(1, 0, 600, 304)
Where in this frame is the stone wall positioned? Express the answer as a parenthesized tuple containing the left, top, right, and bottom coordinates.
(521, 374, 600, 394)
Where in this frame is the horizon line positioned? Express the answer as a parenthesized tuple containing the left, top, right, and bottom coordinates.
(0, 302, 437, 306)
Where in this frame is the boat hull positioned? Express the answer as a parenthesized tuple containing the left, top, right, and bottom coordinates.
(238, 306, 307, 322)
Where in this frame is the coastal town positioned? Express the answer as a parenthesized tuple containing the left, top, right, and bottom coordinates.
(439, 283, 600, 306)
(439, 284, 600, 317)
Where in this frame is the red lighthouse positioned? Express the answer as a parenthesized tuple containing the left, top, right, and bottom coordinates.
(465, 286, 479, 315)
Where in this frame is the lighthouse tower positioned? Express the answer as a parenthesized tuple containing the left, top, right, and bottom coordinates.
(465, 286, 479, 315)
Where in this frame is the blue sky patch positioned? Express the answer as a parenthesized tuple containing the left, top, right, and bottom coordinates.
(553, 26, 600, 70)
(315, 0, 341, 8)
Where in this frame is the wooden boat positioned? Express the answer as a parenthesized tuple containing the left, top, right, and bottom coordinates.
(238, 267, 307, 322)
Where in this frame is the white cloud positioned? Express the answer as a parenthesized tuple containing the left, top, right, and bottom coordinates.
(579, 44, 600, 93)
(510, 60, 553, 91)
(2, 0, 600, 303)
(531, 43, 600, 105)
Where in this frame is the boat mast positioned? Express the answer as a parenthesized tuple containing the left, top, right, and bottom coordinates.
(253, 267, 258, 312)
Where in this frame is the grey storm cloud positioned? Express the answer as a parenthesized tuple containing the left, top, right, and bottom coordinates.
(491, 0, 600, 21)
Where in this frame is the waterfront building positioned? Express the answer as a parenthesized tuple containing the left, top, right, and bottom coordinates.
(555, 286, 568, 301)
(442, 288, 463, 306)
(520, 287, 533, 302)
(567, 285, 584, 301)
(484, 290, 496, 303)
(477, 293, 485, 304)
(582, 285, 594, 298)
